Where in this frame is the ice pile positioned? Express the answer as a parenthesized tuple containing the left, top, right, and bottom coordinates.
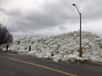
(10, 31, 102, 62)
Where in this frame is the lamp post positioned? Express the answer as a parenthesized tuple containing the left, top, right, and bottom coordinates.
(72, 3, 82, 57)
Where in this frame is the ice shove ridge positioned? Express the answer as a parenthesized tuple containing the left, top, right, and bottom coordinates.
(9, 31, 102, 63)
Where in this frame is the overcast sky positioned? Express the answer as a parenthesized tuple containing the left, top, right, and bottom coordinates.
(0, 0, 102, 36)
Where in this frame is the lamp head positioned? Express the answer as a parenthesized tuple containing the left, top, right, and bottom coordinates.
(72, 3, 76, 6)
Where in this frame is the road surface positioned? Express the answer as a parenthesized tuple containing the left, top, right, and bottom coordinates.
(0, 52, 102, 76)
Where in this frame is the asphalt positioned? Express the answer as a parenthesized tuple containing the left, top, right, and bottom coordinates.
(0, 52, 102, 76)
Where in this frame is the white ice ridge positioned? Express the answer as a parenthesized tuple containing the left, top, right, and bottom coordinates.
(9, 31, 102, 63)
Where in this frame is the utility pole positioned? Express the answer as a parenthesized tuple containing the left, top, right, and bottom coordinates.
(72, 3, 82, 57)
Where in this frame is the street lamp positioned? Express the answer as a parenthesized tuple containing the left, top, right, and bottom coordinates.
(72, 3, 82, 57)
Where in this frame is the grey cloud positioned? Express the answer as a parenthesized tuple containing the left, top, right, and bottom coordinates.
(8, 12, 68, 32)
(78, 0, 102, 20)
(0, 0, 102, 34)
(7, 0, 78, 32)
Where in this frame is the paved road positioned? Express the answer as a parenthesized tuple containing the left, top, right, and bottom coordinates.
(0, 52, 102, 76)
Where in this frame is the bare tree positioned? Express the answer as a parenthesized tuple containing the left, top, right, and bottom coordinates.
(0, 24, 13, 51)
